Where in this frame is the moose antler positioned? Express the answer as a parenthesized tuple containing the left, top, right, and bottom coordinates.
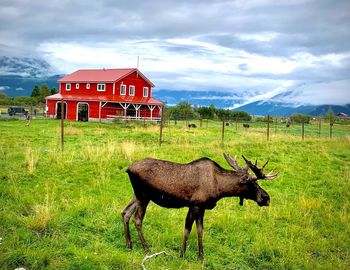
(223, 153, 248, 173)
(242, 155, 278, 180)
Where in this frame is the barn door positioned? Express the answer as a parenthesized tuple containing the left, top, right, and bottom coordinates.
(77, 103, 89, 121)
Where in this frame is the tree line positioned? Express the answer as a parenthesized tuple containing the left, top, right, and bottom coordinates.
(164, 101, 252, 121)
(0, 84, 57, 106)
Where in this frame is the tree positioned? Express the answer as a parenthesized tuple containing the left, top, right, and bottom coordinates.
(0, 92, 10, 105)
(231, 111, 252, 121)
(196, 106, 214, 119)
(39, 84, 50, 103)
(31, 85, 40, 98)
(50, 87, 58, 95)
(290, 113, 312, 124)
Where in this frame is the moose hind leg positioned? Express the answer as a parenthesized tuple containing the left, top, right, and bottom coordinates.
(133, 199, 150, 252)
(195, 209, 205, 260)
(181, 207, 195, 258)
(121, 195, 137, 249)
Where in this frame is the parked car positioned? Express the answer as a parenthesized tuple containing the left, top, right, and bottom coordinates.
(8, 106, 28, 116)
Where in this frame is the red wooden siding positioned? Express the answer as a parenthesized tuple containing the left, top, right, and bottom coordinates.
(46, 68, 162, 121)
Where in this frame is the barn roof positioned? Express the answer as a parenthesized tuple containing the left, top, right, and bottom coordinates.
(45, 93, 163, 106)
(57, 68, 155, 87)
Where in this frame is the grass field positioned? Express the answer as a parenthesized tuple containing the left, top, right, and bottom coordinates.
(0, 118, 349, 269)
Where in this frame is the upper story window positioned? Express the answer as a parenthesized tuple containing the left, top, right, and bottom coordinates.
(86, 83, 90, 89)
(97, 83, 106, 91)
(120, 84, 126, 95)
(66, 83, 71, 91)
(76, 83, 79, 89)
(129, 85, 135, 96)
(143, 87, 149, 97)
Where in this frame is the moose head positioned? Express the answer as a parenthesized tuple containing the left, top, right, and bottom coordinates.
(224, 153, 278, 207)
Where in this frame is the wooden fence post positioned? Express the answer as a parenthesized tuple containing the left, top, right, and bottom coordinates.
(267, 115, 270, 141)
(275, 117, 278, 134)
(221, 117, 225, 145)
(61, 99, 64, 152)
(159, 107, 164, 146)
(318, 118, 321, 137)
(302, 120, 305, 140)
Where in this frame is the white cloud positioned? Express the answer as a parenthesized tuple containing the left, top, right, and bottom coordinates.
(1, 0, 350, 105)
(276, 80, 350, 105)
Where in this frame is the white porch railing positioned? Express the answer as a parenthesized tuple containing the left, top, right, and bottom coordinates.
(106, 115, 161, 121)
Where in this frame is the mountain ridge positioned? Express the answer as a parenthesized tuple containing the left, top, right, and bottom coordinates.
(1, 56, 349, 116)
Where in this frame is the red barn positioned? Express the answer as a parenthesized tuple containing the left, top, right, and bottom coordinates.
(45, 68, 163, 121)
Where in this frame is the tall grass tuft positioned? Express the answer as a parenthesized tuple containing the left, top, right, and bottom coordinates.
(25, 147, 39, 175)
(23, 183, 55, 235)
(121, 141, 136, 161)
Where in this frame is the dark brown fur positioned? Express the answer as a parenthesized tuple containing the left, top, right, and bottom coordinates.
(121, 155, 275, 259)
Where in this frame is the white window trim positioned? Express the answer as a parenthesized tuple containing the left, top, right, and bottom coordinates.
(86, 83, 90, 89)
(97, 83, 106, 91)
(143, 87, 149, 97)
(129, 85, 135, 96)
(120, 84, 126, 95)
(76, 83, 79, 89)
(66, 83, 71, 91)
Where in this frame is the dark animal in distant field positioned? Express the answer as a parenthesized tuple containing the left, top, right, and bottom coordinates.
(121, 154, 278, 260)
(188, 123, 197, 128)
(243, 123, 250, 128)
(286, 124, 290, 128)
(225, 122, 230, 126)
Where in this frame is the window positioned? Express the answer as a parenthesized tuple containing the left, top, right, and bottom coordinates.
(120, 84, 126, 95)
(143, 87, 148, 97)
(129, 85, 135, 96)
(97, 83, 106, 91)
(76, 83, 79, 89)
(66, 83, 71, 91)
(86, 83, 90, 89)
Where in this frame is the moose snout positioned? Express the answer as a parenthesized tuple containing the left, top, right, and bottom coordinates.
(258, 196, 270, 207)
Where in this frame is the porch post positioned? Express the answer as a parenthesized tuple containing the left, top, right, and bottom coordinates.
(148, 105, 156, 120)
(99, 101, 102, 123)
(119, 103, 130, 119)
(132, 104, 142, 119)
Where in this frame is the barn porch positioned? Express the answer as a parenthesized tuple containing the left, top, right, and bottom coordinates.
(100, 101, 162, 121)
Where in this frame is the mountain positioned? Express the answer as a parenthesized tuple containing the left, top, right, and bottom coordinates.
(1, 56, 348, 116)
(234, 101, 350, 116)
(152, 89, 241, 108)
(0, 56, 60, 96)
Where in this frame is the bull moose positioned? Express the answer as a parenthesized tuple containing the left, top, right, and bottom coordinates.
(121, 154, 278, 259)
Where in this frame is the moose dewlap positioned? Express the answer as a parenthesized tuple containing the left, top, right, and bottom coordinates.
(121, 153, 278, 260)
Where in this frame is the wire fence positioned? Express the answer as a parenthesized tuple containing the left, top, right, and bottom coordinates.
(158, 115, 350, 145)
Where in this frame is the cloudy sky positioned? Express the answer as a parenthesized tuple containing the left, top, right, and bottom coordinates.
(1, 0, 350, 106)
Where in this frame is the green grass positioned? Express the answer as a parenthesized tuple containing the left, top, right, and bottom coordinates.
(0, 119, 349, 269)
